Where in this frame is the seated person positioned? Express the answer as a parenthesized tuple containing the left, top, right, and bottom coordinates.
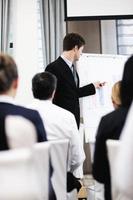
(29, 71, 85, 191)
(0, 53, 47, 151)
(93, 56, 133, 200)
(111, 81, 121, 109)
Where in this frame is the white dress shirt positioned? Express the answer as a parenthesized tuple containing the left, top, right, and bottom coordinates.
(61, 54, 72, 69)
(0, 95, 15, 104)
(28, 99, 85, 172)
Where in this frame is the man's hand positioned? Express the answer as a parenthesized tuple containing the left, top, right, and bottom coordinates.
(93, 81, 106, 89)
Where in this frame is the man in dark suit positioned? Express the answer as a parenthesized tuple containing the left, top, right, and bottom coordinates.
(45, 33, 104, 128)
(0, 53, 47, 151)
(92, 55, 133, 200)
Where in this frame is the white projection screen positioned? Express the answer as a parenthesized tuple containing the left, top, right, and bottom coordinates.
(65, 0, 133, 20)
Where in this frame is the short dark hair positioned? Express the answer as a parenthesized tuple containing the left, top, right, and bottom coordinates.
(63, 33, 85, 51)
(121, 55, 133, 107)
(0, 54, 18, 93)
(32, 72, 57, 100)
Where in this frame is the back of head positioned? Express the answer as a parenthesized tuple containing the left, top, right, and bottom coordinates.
(32, 72, 57, 100)
(121, 55, 133, 107)
(63, 33, 85, 51)
(111, 81, 121, 109)
(0, 54, 18, 94)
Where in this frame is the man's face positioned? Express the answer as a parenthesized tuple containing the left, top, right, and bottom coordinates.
(74, 46, 84, 61)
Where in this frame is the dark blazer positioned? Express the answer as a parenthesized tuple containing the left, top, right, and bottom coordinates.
(92, 106, 129, 200)
(45, 56, 95, 128)
(0, 102, 47, 151)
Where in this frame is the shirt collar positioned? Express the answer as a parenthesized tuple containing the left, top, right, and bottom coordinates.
(0, 95, 16, 104)
(61, 54, 73, 69)
(32, 98, 52, 104)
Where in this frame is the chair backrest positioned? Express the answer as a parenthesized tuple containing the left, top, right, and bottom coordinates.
(106, 139, 121, 200)
(5, 115, 37, 149)
(48, 139, 69, 200)
(0, 148, 42, 200)
(33, 142, 50, 200)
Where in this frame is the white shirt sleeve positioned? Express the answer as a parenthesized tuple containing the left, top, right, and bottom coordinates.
(68, 114, 85, 172)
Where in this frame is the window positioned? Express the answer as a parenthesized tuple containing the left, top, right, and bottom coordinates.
(117, 20, 133, 55)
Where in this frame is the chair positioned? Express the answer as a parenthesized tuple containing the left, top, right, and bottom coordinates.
(33, 142, 50, 200)
(48, 139, 69, 200)
(106, 139, 121, 200)
(5, 115, 37, 149)
(0, 148, 41, 200)
(4, 116, 50, 199)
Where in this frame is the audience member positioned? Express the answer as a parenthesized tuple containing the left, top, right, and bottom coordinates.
(0, 53, 47, 151)
(29, 71, 85, 192)
(92, 55, 133, 200)
(111, 81, 121, 109)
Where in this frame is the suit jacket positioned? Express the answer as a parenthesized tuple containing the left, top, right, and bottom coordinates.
(45, 56, 96, 128)
(92, 106, 129, 200)
(0, 102, 47, 151)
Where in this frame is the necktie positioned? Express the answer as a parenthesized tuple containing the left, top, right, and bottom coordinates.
(72, 64, 78, 86)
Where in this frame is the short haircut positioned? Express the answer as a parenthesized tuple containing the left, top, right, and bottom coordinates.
(32, 72, 57, 100)
(0, 54, 18, 93)
(63, 33, 85, 51)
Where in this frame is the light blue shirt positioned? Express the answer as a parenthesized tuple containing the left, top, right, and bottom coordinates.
(61, 54, 73, 71)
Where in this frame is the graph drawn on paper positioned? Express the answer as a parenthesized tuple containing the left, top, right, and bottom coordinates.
(77, 53, 128, 142)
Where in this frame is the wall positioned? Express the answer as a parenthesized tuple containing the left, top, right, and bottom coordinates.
(67, 21, 101, 53)
(67, 20, 117, 54)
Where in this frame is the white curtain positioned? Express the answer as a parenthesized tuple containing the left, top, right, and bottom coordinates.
(40, 0, 66, 67)
(0, 0, 10, 53)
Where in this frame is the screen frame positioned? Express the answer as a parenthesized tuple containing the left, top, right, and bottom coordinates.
(64, 0, 133, 21)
